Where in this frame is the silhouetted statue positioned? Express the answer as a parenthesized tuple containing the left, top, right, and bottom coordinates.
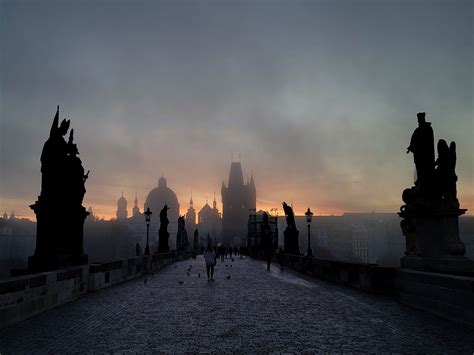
(406, 112, 435, 192)
(282, 202, 296, 230)
(136, 241, 143, 256)
(183, 226, 190, 251)
(28, 106, 89, 273)
(399, 112, 472, 275)
(193, 229, 199, 251)
(176, 216, 189, 251)
(158, 204, 170, 253)
(282, 202, 300, 255)
(261, 212, 273, 271)
(434, 139, 458, 207)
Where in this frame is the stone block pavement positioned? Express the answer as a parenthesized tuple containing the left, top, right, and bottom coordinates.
(1, 256, 474, 353)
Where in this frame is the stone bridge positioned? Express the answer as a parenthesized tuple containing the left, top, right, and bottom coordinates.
(1, 256, 474, 353)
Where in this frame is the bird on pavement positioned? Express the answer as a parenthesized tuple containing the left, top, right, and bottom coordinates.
(187, 272, 190, 276)
(178, 281, 184, 285)
(198, 273, 201, 278)
(226, 275, 231, 280)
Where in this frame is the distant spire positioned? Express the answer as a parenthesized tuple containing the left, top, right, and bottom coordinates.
(190, 191, 194, 206)
(213, 192, 217, 209)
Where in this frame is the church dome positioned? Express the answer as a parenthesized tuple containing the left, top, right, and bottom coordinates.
(144, 177, 180, 223)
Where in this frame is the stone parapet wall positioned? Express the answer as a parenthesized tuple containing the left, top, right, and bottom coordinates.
(273, 253, 397, 295)
(398, 269, 474, 327)
(259, 253, 474, 327)
(0, 251, 191, 329)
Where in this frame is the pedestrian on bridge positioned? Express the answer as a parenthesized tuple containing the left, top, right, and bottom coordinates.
(204, 243, 216, 282)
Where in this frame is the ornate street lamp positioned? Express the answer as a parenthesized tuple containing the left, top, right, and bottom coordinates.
(305, 207, 314, 257)
(144, 207, 152, 255)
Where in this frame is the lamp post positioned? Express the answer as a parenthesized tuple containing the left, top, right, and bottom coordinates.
(144, 207, 152, 255)
(305, 207, 313, 257)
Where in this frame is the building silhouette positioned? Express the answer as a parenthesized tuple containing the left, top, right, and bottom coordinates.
(116, 193, 128, 220)
(185, 194, 196, 236)
(144, 176, 180, 249)
(221, 161, 256, 246)
(198, 195, 222, 243)
(132, 194, 140, 217)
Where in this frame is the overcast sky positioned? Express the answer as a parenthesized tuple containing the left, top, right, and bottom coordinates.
(1, 0, 472, 219)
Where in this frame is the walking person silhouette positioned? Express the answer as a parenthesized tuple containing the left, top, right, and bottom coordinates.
(204, 242, 216, 282)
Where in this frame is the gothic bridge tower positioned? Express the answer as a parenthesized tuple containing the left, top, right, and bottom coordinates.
(221, 161, 256, 246)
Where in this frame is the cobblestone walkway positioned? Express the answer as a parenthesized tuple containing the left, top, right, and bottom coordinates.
(1, 256, 474, 353)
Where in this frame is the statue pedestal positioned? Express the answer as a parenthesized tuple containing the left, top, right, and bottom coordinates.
(399, 207, 474, 275)
(158, 231, 169, 253)
(28, 200, 88, 273)
(28, 253, 88, 273)
(284, 228, 300, 255)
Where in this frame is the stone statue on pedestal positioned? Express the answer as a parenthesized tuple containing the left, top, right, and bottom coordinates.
(261, 212, 274, 270)
(193, 229, 199, 251)
(158, 204, 170, 253)
(282, 202, 300, 255)
(28, 106, 89, 273)
(176, 216, 189, 251)
(400, 112, 473, 275)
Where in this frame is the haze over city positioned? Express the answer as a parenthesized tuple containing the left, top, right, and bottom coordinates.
(1, 0, 472, 220)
